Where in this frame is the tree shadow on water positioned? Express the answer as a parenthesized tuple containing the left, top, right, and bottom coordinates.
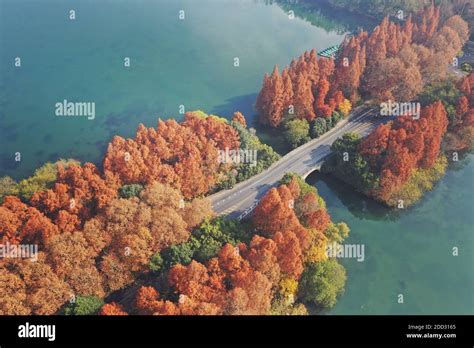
(306, 171, 404, 222)
(210, 93, 258, 120)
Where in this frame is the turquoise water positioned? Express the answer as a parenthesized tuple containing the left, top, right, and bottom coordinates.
(0, 0, 346, 179)
(307, 156, 474, 314)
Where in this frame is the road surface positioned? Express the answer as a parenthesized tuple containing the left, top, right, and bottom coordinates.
(210, 106, 391, 220)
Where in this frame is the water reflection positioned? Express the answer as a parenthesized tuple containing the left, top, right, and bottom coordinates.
(306, 171, 404, 222)
(274, 0, 378, 34)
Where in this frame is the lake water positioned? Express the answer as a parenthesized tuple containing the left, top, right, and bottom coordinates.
(0, 0, 346, 179)
(307, 155, 474, 314)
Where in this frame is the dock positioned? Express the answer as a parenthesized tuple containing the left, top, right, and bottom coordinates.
(318, 44, 341, 59)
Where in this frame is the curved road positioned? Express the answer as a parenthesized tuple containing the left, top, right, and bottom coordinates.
(210, 106, 390, 220)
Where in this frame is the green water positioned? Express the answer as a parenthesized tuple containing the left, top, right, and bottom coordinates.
(0, 0, 346, 179)
(307, 156, 474, 314)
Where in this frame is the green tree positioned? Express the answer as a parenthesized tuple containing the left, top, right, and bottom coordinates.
(384, 156, 448, 207)
(325, 222, 350, 243)
(280, 172, 318, 198)
(326, 116, 334, 129)
(16, 163, 57, 200)
(230, 121, 280, 183)
(284, 119, 310, 149)
(162, 239, 200, 269)
(331, 111, 343, 126)
(160, 217, 247, 268)
(63, 296, 104, 315)
(149, 252, 164, 273)
(119, 184, 144, 198)
(192, 217, 248, 262)
(461, 63, 472, 73)
(15, 159, 79, 201)
(270, 299, 308, 315)
(216, 172, 237, 191)
(298, 259, 346, 309)
(0, 176, 18, 203)
(194, 236, 224, 262)
(310, 118, 327, 138)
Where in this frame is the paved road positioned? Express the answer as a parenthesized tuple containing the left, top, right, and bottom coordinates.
(449, 40, 473, 77)
(210, 106, 391, 220)
(459, 40, 473, 65)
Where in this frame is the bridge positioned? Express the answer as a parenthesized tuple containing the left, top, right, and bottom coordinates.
(209, 106, 389, 220)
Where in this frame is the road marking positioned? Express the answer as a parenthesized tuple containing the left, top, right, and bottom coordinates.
(208, 107, 376, 202)
(211, 107, 388, 216)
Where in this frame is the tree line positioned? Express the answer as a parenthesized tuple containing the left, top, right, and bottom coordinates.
(324, 72, 473, 207)
(108, 174, 349, 315)
(0, 110, 280, 315)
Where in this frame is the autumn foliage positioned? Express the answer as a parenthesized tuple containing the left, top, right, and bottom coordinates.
(232, 111, 247, 128)
(0, 110, 240, 315)
(130, 175, 345, 315)
(0, 196, 59, 246)
(2, 3, 466, 316)
(99, 302, 128, 315)
(135, 243, 273, 315)
(135, 243, 274, 315)
(446, 72, 474, 151)
(252, 177, 331, 278)
(0, 253, 71, 315)
(358, 101, 449, 201)
(0, 181, 212, 314)
(30, 163, 119, 234)
(103, 111, 240, 198)
(257, 51, 348, 127)
(257, 5, 469, 129)
(333, 5, 468, 103)
(94, 183, 213, 292)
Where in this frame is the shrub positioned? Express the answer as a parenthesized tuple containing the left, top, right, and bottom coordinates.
(284, 119, 310, 149)
(119, 184, 144, 198)
(298, 260, 346, 309)
(149, 252, 164, 273)
(310, 118, 327, 138)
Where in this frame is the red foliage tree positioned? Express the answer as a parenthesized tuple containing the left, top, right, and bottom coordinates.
(360, 101, 448, 200)
(314, 78, 331, 117)
(456, 96, 469, 118)
(458, 72, 474, 105)
(104, 113, 239, 198)
(418, 101, 448, 168)
(256, 66, 285, 127)
(359, 123, 390, 167)
(100, 302, 128, 315)
(232, 111, 247, 128)
(163, 243, 274, 315)
(30, 163, 118, 232)
(243, 235, 280, 286)
(292, 72, 315, 122)
(304, 207, 331, 233)
(0, 196, 59, 245)
(273, 231, 304, 279)
(252, 185, 300, 235)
